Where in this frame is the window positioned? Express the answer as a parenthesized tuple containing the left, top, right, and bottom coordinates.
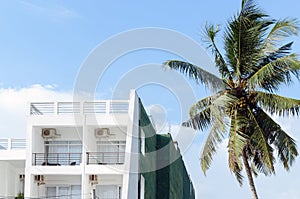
(45, 141, 82, 165)
(140, 129, 145, 156)
(96, 140, 125, 164)
(96, 185, 122, 199)
(46, 185, 81, 199)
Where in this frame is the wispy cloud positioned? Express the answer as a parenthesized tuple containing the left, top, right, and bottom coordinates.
(19, 0, 79, 22)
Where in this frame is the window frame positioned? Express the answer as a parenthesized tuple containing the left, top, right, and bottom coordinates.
(46, 185, 81, 199)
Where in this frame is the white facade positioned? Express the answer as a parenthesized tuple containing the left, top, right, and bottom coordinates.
(0, 138, 26, 198)
(0, 90, 141, 199)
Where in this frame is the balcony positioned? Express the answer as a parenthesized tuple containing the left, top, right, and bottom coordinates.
(32, 153, 82, 166)
(86, 152, 125, 165)
(29, 101, 129, 115)
(0, 138, 26, 150)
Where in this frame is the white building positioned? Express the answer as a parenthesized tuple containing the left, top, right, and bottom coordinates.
(0, 90, 195, 199)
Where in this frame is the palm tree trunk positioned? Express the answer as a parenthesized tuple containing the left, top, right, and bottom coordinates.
(242, 148, 259, 199)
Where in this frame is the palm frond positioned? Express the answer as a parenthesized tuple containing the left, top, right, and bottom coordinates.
(189, 93, 222, 118)
(254, 108, 298, 170)
(228, 109, 249, 185)
(202, 24, 232, 78)
(183, 106, 212, 131)
(241, 0, 267, 19)
(274, 130, 298, 170)
(261, 18, 299, 52)
(189, 91, 234, 116)
(164, 60, 224, 91)
(224, 0, 271, 80)
(248, 54, 300, 92)
(186, 92, 237, 130)
(255, 42, 294, 72)
(251, 91, 300, 116)
(251, 162, 259, 177)
(200, 113, 228, 175)
(247, 107, 275, 175)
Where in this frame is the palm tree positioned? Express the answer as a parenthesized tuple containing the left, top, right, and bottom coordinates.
(164, 0, 300, 198)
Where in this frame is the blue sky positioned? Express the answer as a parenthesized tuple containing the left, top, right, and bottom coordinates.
(1, 0, 300, 198)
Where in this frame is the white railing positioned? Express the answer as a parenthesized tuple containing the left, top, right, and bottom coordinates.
(30, 101, 129, 115)
(57, 102, 81, 115)
(0, 138, 26, 150)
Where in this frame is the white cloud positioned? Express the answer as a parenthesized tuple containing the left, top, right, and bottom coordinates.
(0, 85, 72, 138)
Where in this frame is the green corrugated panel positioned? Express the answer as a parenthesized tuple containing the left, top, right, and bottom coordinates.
(156, 134, 195, 199)
(156, 134, 171, 199)
(139, 100, 157, 199)
(139, 99, 195, 199)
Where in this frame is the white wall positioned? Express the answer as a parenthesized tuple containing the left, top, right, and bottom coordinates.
(122, 90, 139, 199)
(0, 161, 24, 197)
(31, 126, 83, 153)
(45, 175, 81, 185)
(32, 127, 44, 153)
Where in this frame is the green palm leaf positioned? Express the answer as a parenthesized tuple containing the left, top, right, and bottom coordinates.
(254, 108, 298, 170)
(186, 92, 237, 130)
(228, 109, 247, 185)
(251, 91, 300, 116)
(164, 60, 224, 91)
(202, 24, 232, 78)
(200, 111, 228, 175)
(224, 0, 270, 80)
(262, 18, 299, 52)
(248, 54, 300, 91)
(247, 107, 275, 175)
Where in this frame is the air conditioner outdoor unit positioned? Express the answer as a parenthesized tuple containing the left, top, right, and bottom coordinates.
(95, 128, 115, 138)
(42, 128, 59, 138)
(34, 175, 45, 185)
(89, 174, 98, 184)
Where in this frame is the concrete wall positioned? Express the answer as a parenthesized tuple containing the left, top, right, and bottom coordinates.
(0, 161, 24, 198)
(121, 90, 139, 199)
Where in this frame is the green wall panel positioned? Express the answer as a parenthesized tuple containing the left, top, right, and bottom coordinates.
(139, 100, 195, 199)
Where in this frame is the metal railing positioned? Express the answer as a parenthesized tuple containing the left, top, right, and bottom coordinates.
(57, 102, 80, 114)
(86, 152, 125, 165)
(30, 102, 54, 115)
(30, 101, 129, 115)
(0, 138, 26, 150)
(109, 101, 129, 113)
(84, 101, 106, 114)
(32, 153, 82, 166)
